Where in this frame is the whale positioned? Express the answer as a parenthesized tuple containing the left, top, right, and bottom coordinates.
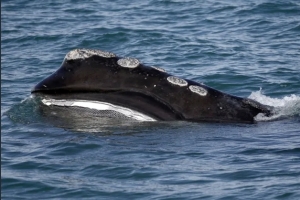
(31, 48, 272, 123)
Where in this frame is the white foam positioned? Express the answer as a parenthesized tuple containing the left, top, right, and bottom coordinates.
(248, 89, 300, 121)
(167, 76, 188, 87)
(65, 49, 116, 60)
(41, 99, 156, 122)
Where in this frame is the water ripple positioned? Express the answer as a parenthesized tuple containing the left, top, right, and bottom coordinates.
(2, 0, 300, 199)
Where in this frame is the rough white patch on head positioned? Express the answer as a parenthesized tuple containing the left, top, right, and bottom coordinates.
(167, 76, 188, 87)
(117, 57, 140, 68)
(189, 85, 208, 96)
(65, 49, 116, 60)
(151, 66, 166, 72)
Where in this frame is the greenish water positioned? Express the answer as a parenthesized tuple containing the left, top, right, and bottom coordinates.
(2, 0, 300, 199)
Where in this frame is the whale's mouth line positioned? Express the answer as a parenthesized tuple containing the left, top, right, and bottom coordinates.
(32, 89, 185, 121)
(40, 98, 157, 122)
(31, 88, 122, 94)
(33, 90, 274, 124)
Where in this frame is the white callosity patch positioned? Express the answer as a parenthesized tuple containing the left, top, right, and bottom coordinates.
(167, 76, 188, 87)
(64, 49, 116, 60)
(41, 99, 156, 122)
(117, 57, 140, 68)
(189, 85, 208, 96)
(151, 66, 166, 72)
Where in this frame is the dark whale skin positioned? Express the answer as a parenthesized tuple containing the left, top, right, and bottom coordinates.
(32, 49, 272, 123)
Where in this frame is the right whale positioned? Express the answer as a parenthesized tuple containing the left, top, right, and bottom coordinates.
(31, 49, 273, 123)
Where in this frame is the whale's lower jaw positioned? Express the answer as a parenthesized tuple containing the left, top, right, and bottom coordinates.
(41, 98, 156, 122)
(33, 92, 269, 124)
(32, 91, 184, 122)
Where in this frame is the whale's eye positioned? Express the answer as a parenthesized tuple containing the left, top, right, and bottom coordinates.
(117, 57, 140, 68)
(189, 85, 207, 96)
(167, 76, 188, 87)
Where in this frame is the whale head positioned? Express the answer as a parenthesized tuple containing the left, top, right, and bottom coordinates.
(32, 49, 273, 123)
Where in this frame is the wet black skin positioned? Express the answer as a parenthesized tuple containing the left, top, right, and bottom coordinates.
(32, 53, 273, 123)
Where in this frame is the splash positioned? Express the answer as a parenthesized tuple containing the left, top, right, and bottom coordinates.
(248, 89, 300, 121)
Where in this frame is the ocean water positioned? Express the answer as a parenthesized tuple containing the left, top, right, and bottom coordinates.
(1, 0, 300, 199)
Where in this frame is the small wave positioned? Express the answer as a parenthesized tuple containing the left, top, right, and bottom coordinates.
(5, 95, 42, 124)
(248, 89, 300, 121)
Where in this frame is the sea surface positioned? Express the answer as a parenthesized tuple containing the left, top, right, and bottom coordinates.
(1, 0, 300, 199)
